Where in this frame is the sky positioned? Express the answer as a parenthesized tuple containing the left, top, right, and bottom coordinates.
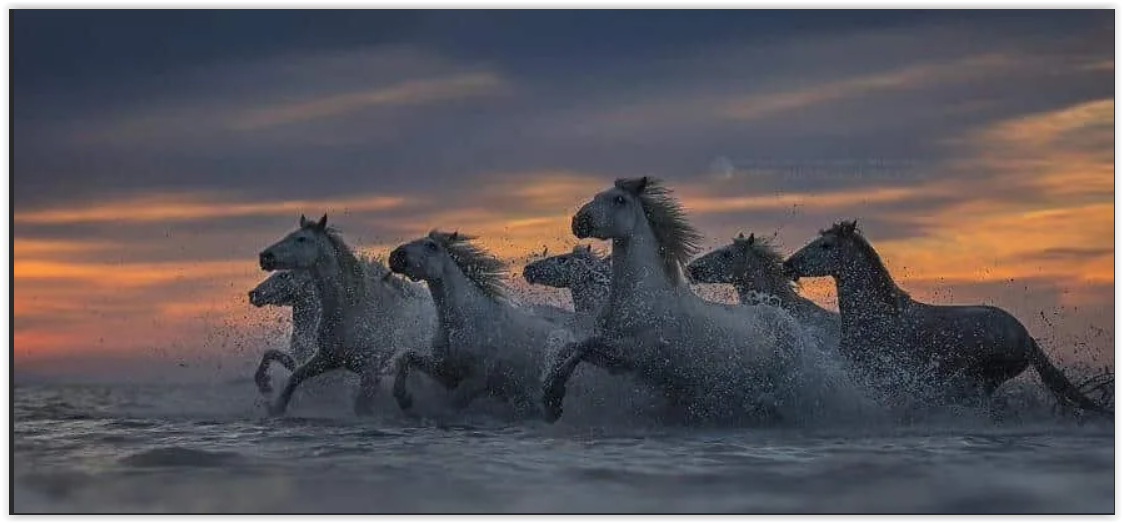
(13, 10, 1115, 380)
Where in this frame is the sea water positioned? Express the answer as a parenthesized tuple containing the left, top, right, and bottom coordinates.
(12, 374, 1114, 513)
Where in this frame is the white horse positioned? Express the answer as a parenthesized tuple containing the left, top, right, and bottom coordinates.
(523, 245, 612, 315)
(540, 177, 815, 423)
(249, 270, 319, 386)
(783, 219, 1111, 415)
(687, 233, 840, 346)
(257, 214, 435, 416)
(388, 230, 569, 416)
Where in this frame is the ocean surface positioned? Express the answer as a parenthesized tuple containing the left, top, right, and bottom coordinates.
(12, 373, 1114, 514)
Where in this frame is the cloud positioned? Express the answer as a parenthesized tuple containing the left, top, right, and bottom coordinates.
(723, 53, 1015, 121)
(229, 72, 507, 130)
(64, 47, 509, 148)
(15, 191, 407, 225)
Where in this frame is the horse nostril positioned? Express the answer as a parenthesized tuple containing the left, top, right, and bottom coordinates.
(388, 249, 407, 273)
(259, 251, 277, 271)
(571, 212, 592, 238)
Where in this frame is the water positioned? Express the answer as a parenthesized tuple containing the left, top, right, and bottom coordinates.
(13, 379, 1114, 513)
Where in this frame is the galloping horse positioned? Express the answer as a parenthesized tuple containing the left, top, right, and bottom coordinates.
(389, 231, 569, 416)
(687, 233, 839, 346)
(257, 214, 435, 416)
(523, 245, 612, 315)
(249, 270, 319, 383)
(540, 177, 813, 423)
(783, 220, 1111, 414)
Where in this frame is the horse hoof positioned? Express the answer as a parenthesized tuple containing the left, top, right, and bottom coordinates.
(541, 384, 565, 423)
(254, 373, 272, 395)
(394, 393, 413, 411)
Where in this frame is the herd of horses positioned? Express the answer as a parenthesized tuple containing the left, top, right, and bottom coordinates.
(248, 177, 1113, 423)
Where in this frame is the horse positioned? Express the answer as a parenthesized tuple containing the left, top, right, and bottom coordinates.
(540, 177, 817, 424)
(388, 230, 570, 416)
(256, 214, 436, 416)
(248, 270, 319, 385)
(523, 245, 612, 315)
(687, 232, 840, 345)
(783, 219, 1112, 415)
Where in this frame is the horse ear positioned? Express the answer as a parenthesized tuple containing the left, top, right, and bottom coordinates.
(450, 230, 460, 242)
(300, 214, 310, 228)
(636, 176, 650, 193)
(747, 233, 755, 245)
(316, 214, 328, 231)
(616, 177, 649, 195)
(584, 245, 592, 253)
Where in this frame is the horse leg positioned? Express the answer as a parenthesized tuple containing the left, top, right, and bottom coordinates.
(449, 373, 489, 411)
(541, 338, 604, 423)
(392, 351, 452, 411)
(352, 363, 383, 417)
(254, 349, 298, 395)
(269, 353, 332, 417)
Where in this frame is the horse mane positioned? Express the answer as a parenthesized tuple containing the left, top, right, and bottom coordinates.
(572, 245, 611, 266)
(734, 233, 797, 293)
(429, 230, 509, 300)
(617, 177, 702, 283)
(821, 220, 911, 307)
(358, 252, 420, 297)
(316, 226, 368, 304)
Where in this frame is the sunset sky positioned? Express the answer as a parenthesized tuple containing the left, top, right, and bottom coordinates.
(13, 11, 1114, 380)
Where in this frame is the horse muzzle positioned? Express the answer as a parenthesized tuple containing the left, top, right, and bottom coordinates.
(248, 290, 266, 307)
(571, 210, 594, 239)
(259, 251, 278, 271)
(388, 248, 409, 275)
(522, 263, 545, 285)
(781, 260, 801, 282)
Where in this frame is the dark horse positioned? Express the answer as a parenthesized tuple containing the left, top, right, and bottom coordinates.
(784, 220, 1111, 415)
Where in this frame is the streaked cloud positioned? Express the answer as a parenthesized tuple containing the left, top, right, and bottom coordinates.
(230, 72, 507, 130)
(724, 53, 1015, 120)
(15, 192, 407, 225)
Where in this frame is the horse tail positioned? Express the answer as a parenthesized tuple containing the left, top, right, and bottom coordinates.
(1028, 338, 1112, 416)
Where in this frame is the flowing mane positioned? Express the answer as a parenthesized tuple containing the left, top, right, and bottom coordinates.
(360, 252, 422, 297)
(430, 230, 509, 300)
(736, 232, 799, 293)
(618, 177, 703, 283)
(822, 220, 911, 305)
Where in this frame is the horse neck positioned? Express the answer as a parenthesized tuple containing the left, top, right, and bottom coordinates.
(427, 264, 498, 330)
(309, 251, 358, 341)
(290, 292, 319, 340)
(609, 223, 679, 306)
(835, 242, 905, 321)
(570, 276, 609, 313)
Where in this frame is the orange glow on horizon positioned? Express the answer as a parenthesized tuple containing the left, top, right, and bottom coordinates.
(13, 100, 1114, 368)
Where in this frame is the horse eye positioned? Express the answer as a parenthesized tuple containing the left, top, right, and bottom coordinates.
(820, 243, 832, 250)
(426, 242, 439, 252)
(297, 237, 308, 243)
(613, 195, 626, 205)
(722, 251, 733, 259)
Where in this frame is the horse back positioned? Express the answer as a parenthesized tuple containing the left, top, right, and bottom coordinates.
(905, 302, 1031, 366)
